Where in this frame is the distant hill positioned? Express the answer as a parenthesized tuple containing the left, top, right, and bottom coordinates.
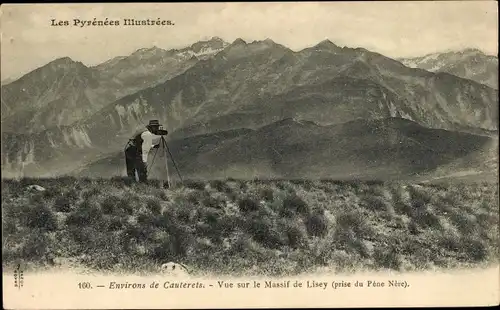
(74, 117, 496, 181)
(399, 48, 498, 89)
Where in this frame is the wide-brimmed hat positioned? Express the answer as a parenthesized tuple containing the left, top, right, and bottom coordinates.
(147, 120, 160, 127)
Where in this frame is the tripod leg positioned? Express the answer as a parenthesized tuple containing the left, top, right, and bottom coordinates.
(162, 137, 171, 188)
(164, 141, 183, 183)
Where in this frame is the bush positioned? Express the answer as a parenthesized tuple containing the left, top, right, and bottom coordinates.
(25, 204, 57, 231)
(259, 187, 274, 202)
(82, 187, 101, 200)
(247, 217, 285, 249)
(21, 230, 51, 261)
(100, 194, 135, 215)
(462, 238, 487, 262)
(101, 196, 120, 215)
(238, 196, 260, 213)
(284, 222, 307, 249)
(305, 212, 329, 237)
(335, 210, 372, 238)
(184, 180, 206, 191)
(282, 194, 310, 216)
(414, 210, 441, 230)
(361, 195, 388, 212)
(210, 180, 232, 194)
(373, 246, 402, 270)
(146, 197, 162, 214)
(409, 185, 432, 209)
(43, 187, 63, 199)
(202, 195, 222, 209)
(54, 196, 73, 212)
(65, 201, 103, 227)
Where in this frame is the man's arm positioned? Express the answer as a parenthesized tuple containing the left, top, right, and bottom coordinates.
(141, 131, 153, 163)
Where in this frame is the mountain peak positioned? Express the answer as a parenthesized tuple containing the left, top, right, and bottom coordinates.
(50, 56, 76, 65)
(209, 36, 225, 43)
(46, 56, 87, 70)
(462, 48, 485, 55)
(232, 38, 247, 45)
(313, 39, 341, 51)
(188, 37, 229, 53)
(133, 46, 166, 54)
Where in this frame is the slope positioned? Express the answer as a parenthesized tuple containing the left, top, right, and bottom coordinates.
(399, 48, 498, 89)
(75, 117, 494, 181)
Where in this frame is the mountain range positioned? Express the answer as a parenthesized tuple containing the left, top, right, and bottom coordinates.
(1, 37, 228, 133)
(398, 48, 498, 89)
(1, 37, 498, 181)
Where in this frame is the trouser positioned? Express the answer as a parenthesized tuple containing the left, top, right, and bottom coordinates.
(125, 144, 148, 182)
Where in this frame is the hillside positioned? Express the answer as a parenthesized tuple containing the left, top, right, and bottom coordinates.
(75, 117, 496, 182)
(1, 38, 498, 178)
(399, 48, 498, 89)
(1, 58, 101, 132)
(0, 37, 228, 134)
(2, 177, 498, 275)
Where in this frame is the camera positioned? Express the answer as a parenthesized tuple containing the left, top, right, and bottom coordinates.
(155, 125, 168, 136)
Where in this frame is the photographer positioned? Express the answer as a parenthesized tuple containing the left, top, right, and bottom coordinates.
(124, 120, 166, 182)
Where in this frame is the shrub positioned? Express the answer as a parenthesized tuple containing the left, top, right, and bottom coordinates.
(335, 210, 372, 238)
(284, 222, 307, 249)
(373, 246, 402, 270)
(29, 193, 45, 205)
(43, 187, 63, 199)
(202, 195, 222, 209)
(82, 187, 101, 200)
(106, 215, 126, 231)
(305, 212, 329, 237)
(3, 218, 17, 235)
(210, 180, 232, 194)
(65, 201, 103, 227)
(408, 185, 432, 208)
(282, 194, 310, 216)
(238, 196, 260, 213)
(184, 180, 206, 191)
(25, 204, 57, 231)
(361, 195, 388, 212)
(462, 238, 487, 262)
(259, 187, 274, 202)
(137, 212, 161, 227)
(408, 221, 420, 235)
(101, 196, 120, 215)
(186, 190, 205, 205)
(21, 230, 51, 261)
(414, 210, 441, 230)
(64, 188, 80, 201)
(146, 197, 162, 215)
(54, 196, 73, 213)
(450, 212, 477, 235)
(247, 217, 285, 249)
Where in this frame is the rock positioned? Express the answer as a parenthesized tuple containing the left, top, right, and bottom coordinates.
(26, 185, 46, 192)
(160, 261, 190, 277)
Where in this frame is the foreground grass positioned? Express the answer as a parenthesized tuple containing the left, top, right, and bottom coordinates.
(2, 177, 498, 277)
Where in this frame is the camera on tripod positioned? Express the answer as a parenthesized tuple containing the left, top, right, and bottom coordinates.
(155, 125, 168, 136)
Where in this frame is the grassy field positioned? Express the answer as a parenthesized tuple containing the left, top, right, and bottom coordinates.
(2, 177, 498, 277)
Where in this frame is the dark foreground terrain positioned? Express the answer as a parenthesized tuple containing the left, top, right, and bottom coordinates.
(2, 177, 498, 277)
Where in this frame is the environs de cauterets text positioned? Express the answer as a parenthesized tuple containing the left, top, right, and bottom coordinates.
(51, 18, 175, 27)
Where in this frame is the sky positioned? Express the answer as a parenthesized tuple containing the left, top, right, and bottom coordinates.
(1, 1, 498, 80)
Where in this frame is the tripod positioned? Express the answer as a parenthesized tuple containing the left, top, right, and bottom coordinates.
(149, 135, 183, 187)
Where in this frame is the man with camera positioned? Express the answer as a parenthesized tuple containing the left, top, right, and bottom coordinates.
(125, 120, 167, 183)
